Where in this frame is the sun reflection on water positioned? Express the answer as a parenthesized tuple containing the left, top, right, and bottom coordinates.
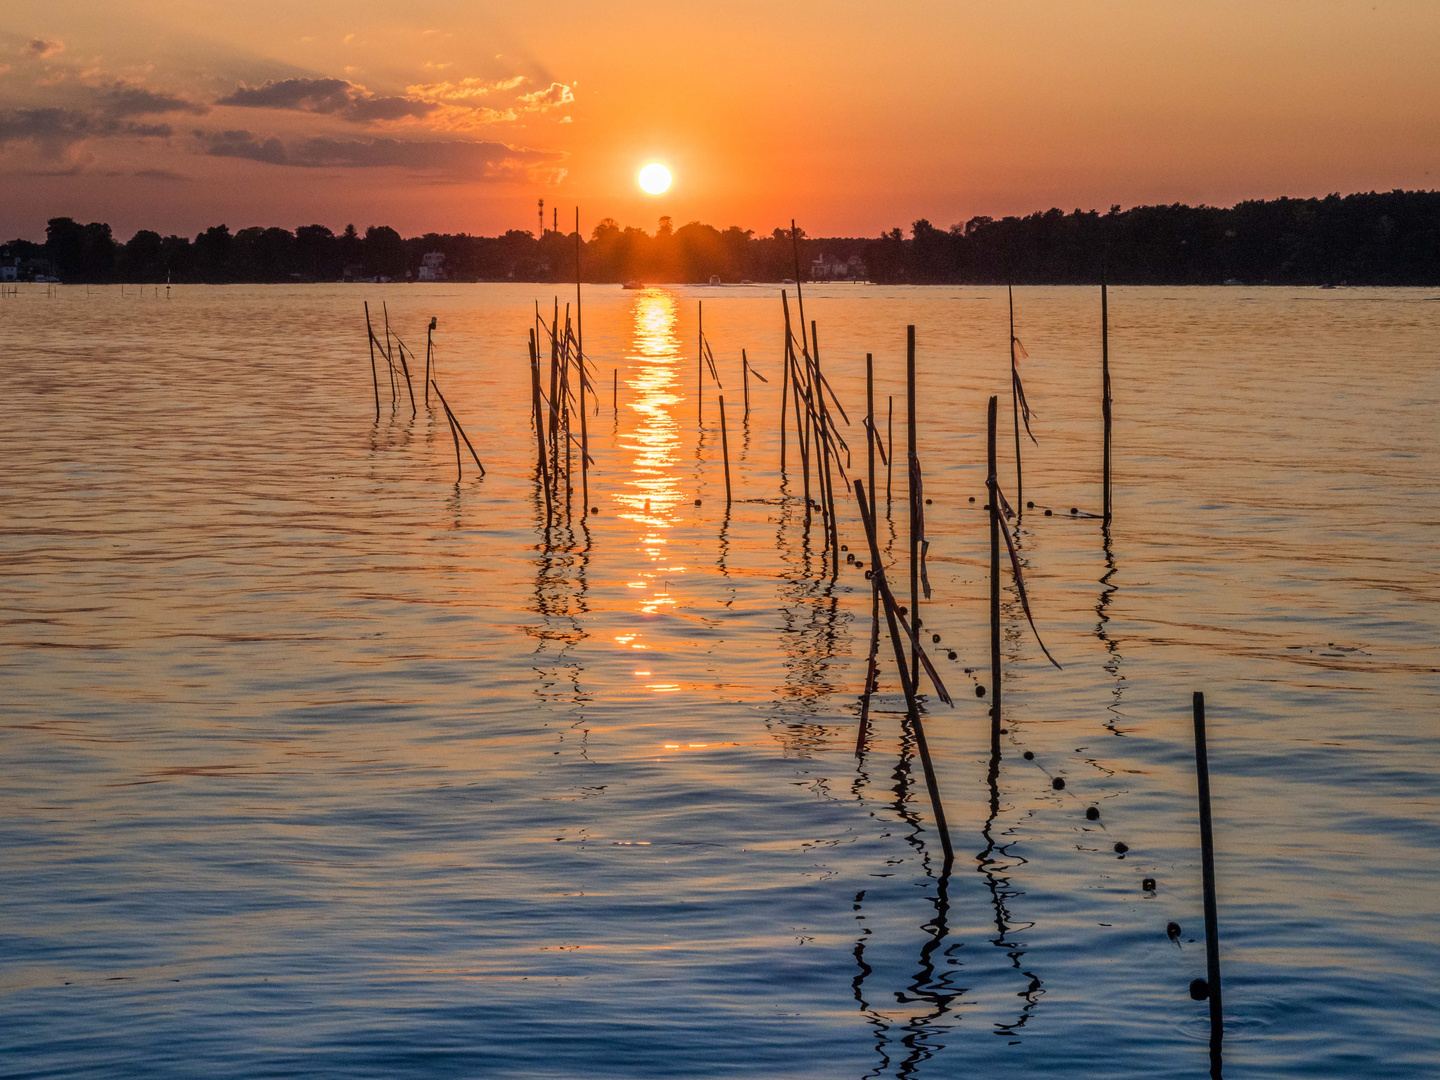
(615, 290, 690, 681)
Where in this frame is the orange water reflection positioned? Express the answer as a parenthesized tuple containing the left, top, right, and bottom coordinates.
(615, 291, 689, 667)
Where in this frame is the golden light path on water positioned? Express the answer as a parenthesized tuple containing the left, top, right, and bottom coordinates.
(617, 290, 684, 692)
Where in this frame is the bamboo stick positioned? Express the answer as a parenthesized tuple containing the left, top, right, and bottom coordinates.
(857, 352, 881, 756)
(530, 330, 552, 523)
(742, 350, 750, 414)
(855, 479, 953, 870)
(425, 317, 434, 406)
(886, 396, 894, 518)
(1192, 690, 1224, 1077)
(430, 380, 485, 476)
(1009, 285, 1023, 512)
(779, 297, 791, 474)
(576, 209, 590, 519)
(987, 395, 1002, 756)
(907, 325, 920, 684)
(1103, 276, 1113, 523)
(697, 300, 704, 421)
(364, 302, 380, 420)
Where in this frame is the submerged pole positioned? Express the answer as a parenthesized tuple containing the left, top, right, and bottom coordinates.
(987, 395, 1002, 754)
(1193, 690, 1224, 1077)
(742, 350, 750, 415)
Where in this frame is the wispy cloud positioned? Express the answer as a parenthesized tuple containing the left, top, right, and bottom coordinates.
(196, 127, 565, 181)
(215, 77, 438, 122)
(0, 108, 172, 148)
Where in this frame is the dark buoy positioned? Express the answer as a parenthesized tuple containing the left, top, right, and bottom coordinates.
(975, 685, 986, 698)
(854, 560, 864, 569)
(1143, 877, 1157, 891)
(1189, 978, 1210, 1001)
(1026, 500, 1034, 509)
(931, 633, 940, 643)
(841, 544, 848, 551)
(947, 650, 957, 660)
(1044, 509, 1053, 516)
(898, 606, 907, 616)
(1070, 507, 1078, 515)
(1167, 921, 1182, 940)
(1052, 776, 1065, 790)
(925, 497, 932, 504)
(1114, 841, 1129, 854)
(983, 504, 991, 510)
(864, 570, 873, 580)
(968, 496, 976, 502)
(846, 552, 855, 563)
(1085, 806, 1100, 821)
(998, 727, 1008, 734)
(1023, 750, 1034, 760)
(694, 498, 702, 506)
(591, 507, 599, 514)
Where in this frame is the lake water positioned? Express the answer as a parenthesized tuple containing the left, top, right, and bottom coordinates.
(1, 283, 1436, 1078)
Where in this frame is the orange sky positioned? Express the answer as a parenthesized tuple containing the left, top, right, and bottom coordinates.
(3, 0, 1438, 240)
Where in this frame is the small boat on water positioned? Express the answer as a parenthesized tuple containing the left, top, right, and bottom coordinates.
(622, 280, 644, 290)
(708, 275, 721, 286)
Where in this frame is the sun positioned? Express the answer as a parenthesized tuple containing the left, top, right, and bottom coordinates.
(638, 162, 672, 195)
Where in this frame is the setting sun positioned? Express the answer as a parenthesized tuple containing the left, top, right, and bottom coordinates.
(637, 162, 672, 195)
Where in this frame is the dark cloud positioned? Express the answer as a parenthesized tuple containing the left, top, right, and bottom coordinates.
(216, 77, 353, 113)
(24, 39, 64, 59)
(98, 84, 208, 118)
(197, 128, 287, 165)
(197, 129, 564, 179)
(215, 77, 437, 124)
(0, 108, 171, 146)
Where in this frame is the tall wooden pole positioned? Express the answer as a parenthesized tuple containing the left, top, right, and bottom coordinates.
(907, 325, 920, 685)
(697, 299, 704, 421)
(576, 208, 589, 519)
(1193, 691, 1224, 1077)
(1102, 277, 1113, 523)
(987, 396, 1002, 755)
(1010, 284, 1023, 512)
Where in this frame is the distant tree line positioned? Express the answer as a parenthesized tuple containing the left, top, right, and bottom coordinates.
(4, 189, 1438, 286)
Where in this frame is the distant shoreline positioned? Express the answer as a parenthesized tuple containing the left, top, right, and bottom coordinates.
(6, 189, 1438, 288)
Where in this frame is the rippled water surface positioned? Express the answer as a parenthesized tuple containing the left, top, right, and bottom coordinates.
(2, 283, 1437, 1078)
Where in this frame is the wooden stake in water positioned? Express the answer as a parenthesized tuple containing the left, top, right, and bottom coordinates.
(1009, 284, 1023, 512)
(719, 395, 733, 505)
(779, 297, 791, 474)
(430, 380, 485, 478)
(907, 325, 920, 685)
(530, 330, 552, 523)
(886, 396, 894, 518)
(1193, 690, 1224, 1077)
(1102, 276, 1113, 523)
(855, 479, 954, 870)
(742, 350, 750, 415)
(575, 208, 590, 519)
(987, 395, 1002, 754)
(364, 302, 380, 420)
(857, 353, 881, 755)
(697, 300, 704, 421)
(613, 368, 618, 414)
(425, 317, 435, 406)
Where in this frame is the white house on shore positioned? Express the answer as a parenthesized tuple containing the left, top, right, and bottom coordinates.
(809, 252, 866, 281)
(417, 252, 447, 282)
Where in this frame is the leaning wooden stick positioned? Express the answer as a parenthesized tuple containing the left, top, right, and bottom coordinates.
(857, 353, 882, 756)
(907, 326, 921, 685)
(430, 380, 485, 477)
(425, 317, 435, 406)
(855, 478, 954, 869)
(1009, 285, 1023, 511)
(1193, 690, 1224, 1077)
(364, 302, 379, 420)
(530, 330, 552, 523)
(575, 207, 590, 519)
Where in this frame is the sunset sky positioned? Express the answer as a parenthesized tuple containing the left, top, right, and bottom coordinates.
(3, 0, 1438, 241)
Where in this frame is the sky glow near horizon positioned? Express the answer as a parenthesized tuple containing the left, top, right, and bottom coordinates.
(1, 0, 1438, 241)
